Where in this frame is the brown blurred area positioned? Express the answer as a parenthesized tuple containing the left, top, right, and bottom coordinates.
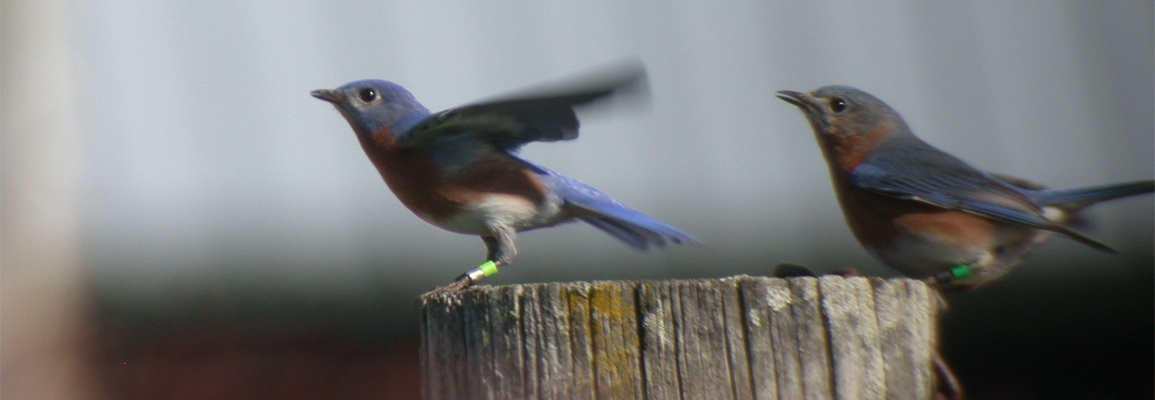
(85, 275, 425, 399)
(93, 326, 420, 400)
(2, 2, 419, 399)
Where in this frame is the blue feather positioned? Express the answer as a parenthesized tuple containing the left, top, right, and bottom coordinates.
(530, 163, 699, 250)
(1028, 181, 1154, 211)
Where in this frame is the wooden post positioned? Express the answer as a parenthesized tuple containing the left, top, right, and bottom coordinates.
(420, 275, 942, 400)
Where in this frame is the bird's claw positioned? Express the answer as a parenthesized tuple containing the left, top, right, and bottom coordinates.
(772, 263, 860, 278)
(419, 274, 476, 303)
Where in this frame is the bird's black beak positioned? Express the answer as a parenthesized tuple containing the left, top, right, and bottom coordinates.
(777, 90, 833, 135)
(311, 89, 343, 104)
(775, 90, 817, 111)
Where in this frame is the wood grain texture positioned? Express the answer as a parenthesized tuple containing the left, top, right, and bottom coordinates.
(420, 276, 942, 400)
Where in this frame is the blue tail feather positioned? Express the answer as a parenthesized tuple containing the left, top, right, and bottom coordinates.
(1030, 180, 1154, 211)
(530, 162, 699, 250)
(581, 217, 665, 250)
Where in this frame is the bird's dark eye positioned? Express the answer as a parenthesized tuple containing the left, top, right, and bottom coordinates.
(830, 98, 848, 113)
(358, 88, 378, 102)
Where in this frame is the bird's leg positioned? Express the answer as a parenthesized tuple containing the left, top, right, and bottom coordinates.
(928, 265, 976, 290)
(933, 349, 964, 400)
(427, 227, 517, 295)
(450, 224, 518, 289)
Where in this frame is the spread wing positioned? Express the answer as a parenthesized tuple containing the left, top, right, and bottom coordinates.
(397, 62, 648, 151)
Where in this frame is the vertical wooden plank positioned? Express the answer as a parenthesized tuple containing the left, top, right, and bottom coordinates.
(519, 285, 541, 399)
(564, 283, 597, 400)
(740, 278, 781, 400)
(909, 281, 940, 397)
(420, 298, 461, 400)
(638, 282, 681, 399)
(527, 283, 578, 400)
(448, 296, 470, 400)
(490, 285, 526, 398)
(588, 282, 644, 399)
(463, 289, 493, 400)
(676, 281, 735, 399)
(790, 277, 834, 400)
(821, 276, 884, 400)
(721, 277, 754, 400)
(873, 279, 938, 400)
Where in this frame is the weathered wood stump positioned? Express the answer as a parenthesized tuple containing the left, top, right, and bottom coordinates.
(420, 275, 942, 400)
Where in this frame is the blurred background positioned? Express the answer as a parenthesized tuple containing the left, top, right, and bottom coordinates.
(3, 1, 1151, 399)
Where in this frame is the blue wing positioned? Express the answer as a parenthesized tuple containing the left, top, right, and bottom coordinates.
(532, 164, 698, 250)
(851, 141, 1114, 252)
(396, 62, 647, 152)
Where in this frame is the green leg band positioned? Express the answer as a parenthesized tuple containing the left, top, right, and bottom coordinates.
(479, 260, 499, 277)
(951, 265, 972, 280)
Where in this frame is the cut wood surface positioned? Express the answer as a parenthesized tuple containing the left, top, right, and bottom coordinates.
(420, 275, 942, 400)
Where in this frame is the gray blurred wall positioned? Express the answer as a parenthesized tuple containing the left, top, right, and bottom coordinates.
(4, 1, 1152, 398)
(67, 0, 1152, 295)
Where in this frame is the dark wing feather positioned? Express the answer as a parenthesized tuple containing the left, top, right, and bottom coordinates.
(397, 61, 647, 151)
(851, 143, 1114, 252)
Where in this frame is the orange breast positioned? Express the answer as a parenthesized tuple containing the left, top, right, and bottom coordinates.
(831, 125, 891, 172)
(356, 129, 546, 222)
(837, 182, 998, 251)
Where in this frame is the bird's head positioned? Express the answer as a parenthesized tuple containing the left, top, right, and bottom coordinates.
(776, 85, 910, 143)
(777, 85, 915, 170)
(312, 79, 430, 137)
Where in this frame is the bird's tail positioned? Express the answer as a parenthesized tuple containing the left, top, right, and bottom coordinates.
(1030, 180, 1154, 213)
(579, 214, 698, 251)
(530, 160, 699, 251)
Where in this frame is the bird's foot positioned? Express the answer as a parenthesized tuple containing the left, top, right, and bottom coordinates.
(418, 275, 475, 306)
(419, 261, 500, 302)
(773, 263, 816, 278)
(773, 263, 860, 278)
(927, 265, 975, 291)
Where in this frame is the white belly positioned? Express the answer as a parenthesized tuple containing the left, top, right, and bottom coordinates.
(432, 194, 568, 235)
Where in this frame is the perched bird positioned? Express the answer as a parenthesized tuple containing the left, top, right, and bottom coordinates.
(777, 85, 1153, 289)
(312, 63, 697, 290)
